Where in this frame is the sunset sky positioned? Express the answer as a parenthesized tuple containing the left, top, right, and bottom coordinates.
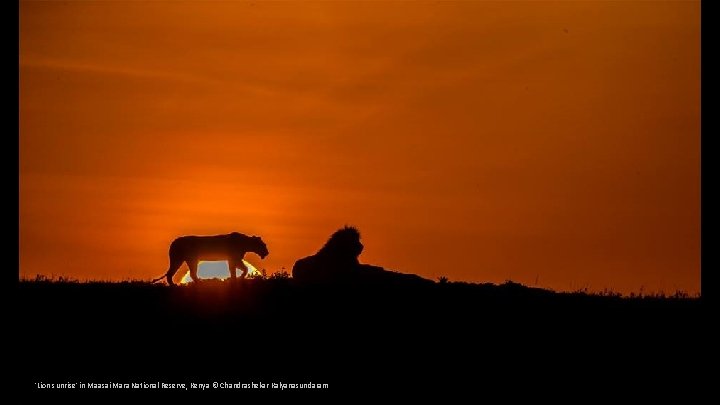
(20, 1, 700, 294)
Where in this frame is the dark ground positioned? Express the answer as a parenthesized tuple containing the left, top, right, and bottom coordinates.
(11, 278, 708, 396)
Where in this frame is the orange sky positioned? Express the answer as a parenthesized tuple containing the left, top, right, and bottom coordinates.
(19, 1, 700, 294)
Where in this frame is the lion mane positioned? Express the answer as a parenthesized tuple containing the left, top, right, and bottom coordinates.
(292, 226, 363, 283)
(159, 232, 269, 285)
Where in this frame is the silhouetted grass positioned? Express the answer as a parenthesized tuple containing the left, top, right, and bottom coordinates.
(18, 274, 697, 300)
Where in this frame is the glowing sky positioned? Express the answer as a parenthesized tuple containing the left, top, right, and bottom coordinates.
(20, 1, 700, 294)
(180, 260, 260, 284)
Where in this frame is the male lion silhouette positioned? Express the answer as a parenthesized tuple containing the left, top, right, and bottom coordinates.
(292, 226, 432, 285)
(292, 226, 364, 283)
(152, 232, 269, 286)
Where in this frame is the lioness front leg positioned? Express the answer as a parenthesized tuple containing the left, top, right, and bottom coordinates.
(237, 260, 249, 279)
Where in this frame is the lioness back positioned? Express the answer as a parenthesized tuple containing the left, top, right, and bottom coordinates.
(171, 233, 248, 260)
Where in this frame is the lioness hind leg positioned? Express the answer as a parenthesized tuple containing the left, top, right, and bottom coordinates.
(166, 257, 184, 286)
(187, 259, 199, 283)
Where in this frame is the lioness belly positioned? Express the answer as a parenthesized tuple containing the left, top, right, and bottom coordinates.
(174, 235, 240, 261)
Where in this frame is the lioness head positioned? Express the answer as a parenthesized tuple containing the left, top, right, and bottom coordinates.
(252, 236, 269, 259)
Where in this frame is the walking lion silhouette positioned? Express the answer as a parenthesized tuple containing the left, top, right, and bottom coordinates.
(152, 232, 269, 286)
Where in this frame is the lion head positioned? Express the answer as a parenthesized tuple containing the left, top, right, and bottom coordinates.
(317, 226, 363, 262)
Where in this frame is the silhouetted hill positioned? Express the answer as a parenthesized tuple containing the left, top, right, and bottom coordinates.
(12, 278, 705, 395)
